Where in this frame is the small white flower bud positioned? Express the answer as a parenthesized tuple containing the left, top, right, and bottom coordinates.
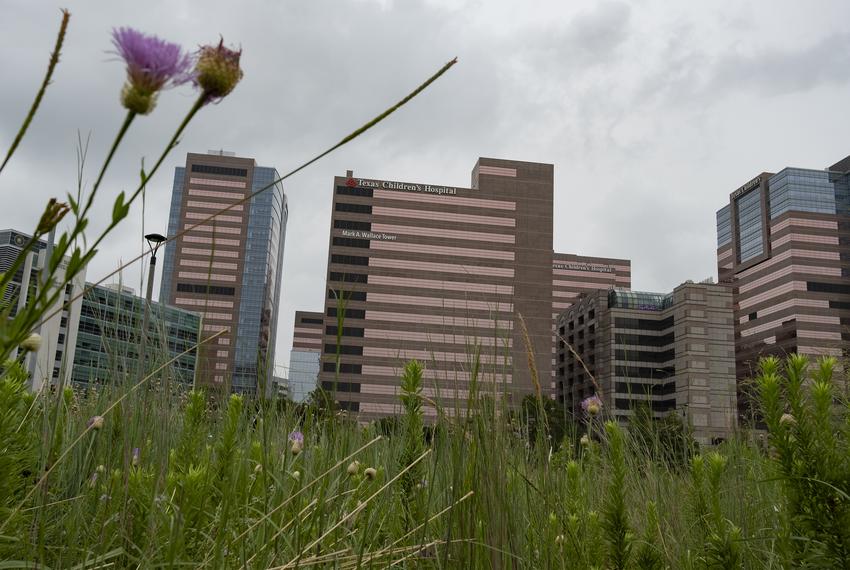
(20, 333, 42, 352)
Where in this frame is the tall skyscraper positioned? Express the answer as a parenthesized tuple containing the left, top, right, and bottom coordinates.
(289, 310, 323, 402)
(556, 282, 737, 445)
(160, 152, 288, 394)
(716, 154, 850, 383)
(318, 158, 554, 418)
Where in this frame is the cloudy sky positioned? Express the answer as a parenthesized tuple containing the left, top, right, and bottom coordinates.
(3, 0, 850, 375)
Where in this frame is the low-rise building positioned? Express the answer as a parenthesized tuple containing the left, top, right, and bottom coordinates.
(289, 310, 323, 402)
(71, 283, 202, 387)
(556, 281, 737, 445)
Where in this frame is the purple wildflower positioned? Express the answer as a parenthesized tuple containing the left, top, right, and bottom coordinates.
(289, 430, 304, 455)
(111, 27, 192, 114)
(194, 38, 243, 103)
(131, 447, 141, 467)
(581, 395, 603, 416)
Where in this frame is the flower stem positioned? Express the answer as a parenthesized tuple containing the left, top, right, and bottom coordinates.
(81, 110, 137, 219)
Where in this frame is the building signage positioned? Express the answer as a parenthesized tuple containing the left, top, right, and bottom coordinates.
(553, 262, 614, 273)
(341, 229, 397, 241)
(731, 175, 761, 200)
(355, 178, 461, 196)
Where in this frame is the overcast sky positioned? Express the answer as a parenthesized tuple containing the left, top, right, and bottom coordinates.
(3, 0, 850, 375)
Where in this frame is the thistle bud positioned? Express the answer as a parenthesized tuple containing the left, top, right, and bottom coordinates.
(195, 39, 243, 103)
(347, 460, 360, 476)
(780, 413, 796, 426)
(87, 415, 105, 430)
(364, 467, 377, 480)
(20, 333, 42, 352)
(580, 434, 590, 447)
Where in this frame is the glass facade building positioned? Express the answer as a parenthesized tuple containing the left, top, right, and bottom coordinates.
(71, 283, 201, 386)
(716, 154, 850, 417)
(159, 152, 287, 394)
(735, 189, 765, 263)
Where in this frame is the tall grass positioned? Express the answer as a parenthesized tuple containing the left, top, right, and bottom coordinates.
(2, 353, 848, 567)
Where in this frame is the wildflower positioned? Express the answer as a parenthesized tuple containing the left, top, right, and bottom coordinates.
(96, 464, 105, 474)
(289, 430, 304, 455)
(347, 460, 360, 476)
(580, 434, 590, 447)
(20, 333, 42, 352)
(254, 463, 263, 474)
(87, 415, 105, 430)
(111, 27, 192, 114)
(364, 467, 377, 480)
(88, 472, 98, 489)
(780, 413, 796, 426)
(581, 395, 603, 417)
(291, 470, 301, 481)
(132, 447, 141, 467)
(555, 534, 565, 545)
(195, 38, 243, 103)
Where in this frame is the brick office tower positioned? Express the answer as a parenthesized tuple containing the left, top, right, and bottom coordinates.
(289, 310, 323, 402)
(556, 283, 737, 445)
(319, 158, 554, 419)
(716, 155, 850, 386)
(160, 152, 288, 394)
(550, 253, 631, 391)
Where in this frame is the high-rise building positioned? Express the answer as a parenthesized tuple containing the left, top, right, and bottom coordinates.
(160, 152, 288, 394)
(318, 158, 554, 419)
(71, 283, 202, 387)
(716, 155, 850, 383)
(555, 282, 737, 445)
(289, 310, 323, 402)
(0, 229, 85, 391)
(550, 253, 631, 389)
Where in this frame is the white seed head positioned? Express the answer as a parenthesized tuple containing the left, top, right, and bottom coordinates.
(21, 333, 42, 352)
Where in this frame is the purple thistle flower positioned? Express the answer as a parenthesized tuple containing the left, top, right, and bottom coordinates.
(288, 431, 304, 444)
(581, 395, 603, 416)
(111, 27, 192, 114)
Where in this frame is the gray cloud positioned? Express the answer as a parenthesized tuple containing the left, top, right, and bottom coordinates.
(3, 0, 850, 377)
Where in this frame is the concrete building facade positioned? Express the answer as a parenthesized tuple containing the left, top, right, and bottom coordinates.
(160, 152, 288, 394)
(0, 229, 85, 391)
(716, 155, 850, 382)
(550, 253, 631, 389)
(318, 158, 554, 418)
(556, 282, 737, 445)
(289, 310, 323, 402)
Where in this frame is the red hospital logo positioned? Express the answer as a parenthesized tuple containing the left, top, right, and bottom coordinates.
(345, 177, 357, 188)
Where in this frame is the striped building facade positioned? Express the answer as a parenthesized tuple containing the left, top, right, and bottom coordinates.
(289, 311, 323, 402)
(160, 152, 288, 394)
(318, 158, 554, 419)
(550, 253, 631, 390)
(716, 155, 850, 386)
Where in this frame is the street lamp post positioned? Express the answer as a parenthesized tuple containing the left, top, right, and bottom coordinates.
(137, 233, 166, 385)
